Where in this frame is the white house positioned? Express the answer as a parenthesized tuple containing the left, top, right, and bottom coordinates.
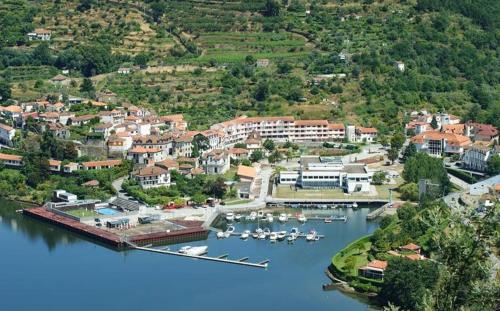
(132, 166, 170, 189)
(462, 143, 496, 172)
(27, 28, 51, 41)
(128, 146, 165, 166)
(117, 67, 131, 74)
(411, 131, 472, 157)
(355, 127, 378, 142)
(0, 123, 16, 146)
(0, 153, 22, 167)
(201, 149, 230, 174)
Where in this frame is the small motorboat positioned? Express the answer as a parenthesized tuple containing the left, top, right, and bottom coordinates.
(352, 202, 358, 209)
(287, 235, 297, 243)
(252, 228, 263, 238)
(290, 227, 300, 236)
(258, 232, 266, 240)
(225, 213, 235, 222)
(240, 230, 250, 240)
(257, 211, 265, 219)
(269, 232, 278, 242)
(324, 216, 333, 223)
(277, 231, 286, 241)
(216, 231, 225, 239)
(234, 214, 242, 221)
(278, 213, 288, 222)
(298, 214, 307, 223)
(178, 246, 208, 256)
(306, 230, 318, 242)
(263, 228, 271, 237)
(246, 212, 257, 221)
(224, 225, 235, 238)
(266, 213, 274, 222)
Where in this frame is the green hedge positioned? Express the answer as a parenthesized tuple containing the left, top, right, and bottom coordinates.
(446, 168, 477, 184)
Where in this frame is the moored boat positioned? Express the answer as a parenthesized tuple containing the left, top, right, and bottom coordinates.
(225, 213, 235, 222)
(269, 232, 278, 242)
(266, 213, 274, 222)
(278, 213, 288, 222)
(324, 216, 333, 223)
(234, 214, 242, 221)
(277, 231, 286, 241)
(306, 230, 318, 242)
(178, 245, 208, 256)
(240, 230, 250, 240)
(297, 214, 307, 223)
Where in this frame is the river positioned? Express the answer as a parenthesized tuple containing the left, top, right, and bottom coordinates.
(0, 200, 379, 310)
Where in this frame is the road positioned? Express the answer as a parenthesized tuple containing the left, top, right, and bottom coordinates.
(447, 173, 470, 191)
(111, 176, 128, 199)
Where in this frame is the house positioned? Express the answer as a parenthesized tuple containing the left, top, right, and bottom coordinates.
(93, 123, 114, 139)
(128, 146, 165, 166)
(159, 114, 188, 131)
(69, 114, 95, 126)
(27, 28, 51, 41)
(236, 165, 257, 183)
(201, 149, 230, 174)
(117, 67, 132, 74)
(355, 127, 378, 142)
(45, 123, 71, 140)
(245, 130, 262, 152)
(107, 134, 133, 157)
(48, 159, 62, 172)
(68, 96, 83, 106)
(63, 162, 79, 173)
(132, 134, 174, 156)
(155, 158, 179, 172)
(97, 90, 118, 104)
(411, 131, 472, 157)
(80, 159, 122, 170)
(399, 243, 421, 254)
(462, 143, 495, 172)
(358, 260, 388, 280)
(58, 112, 75, 126)
(46, 102, 65, 112)
(0, 153, 23, 167)
(0, 123, 16, 146)
(39, 112, 60, 124)
(132, 166, 170, 189)
(99, 109, 125, 125)
(394, 61, 405, 72)
(256, 59, 270, 68)
(50, 74, 70, 86)
(465, 122, 498, 143)
(90, 101, 108, 109)
(174, 134, 193, 157)
(228, 147, 250, 160)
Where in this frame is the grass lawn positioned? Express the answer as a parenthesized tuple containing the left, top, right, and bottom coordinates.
(65, 208, 98, 218)
(332, 235, 372, 277)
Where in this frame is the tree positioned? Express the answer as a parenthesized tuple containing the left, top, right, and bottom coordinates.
(380, 258, 439, 311)
(79, 78, 95, 97)
(430, 115, 438, 129)
(390, 132, 405, 151)
(372, 171, 387, 185)
(134, 52, 150, 68)
(76, 0, 93, 12)
(191, 134, 210, 158)
(0, 80, 11, 102)
(253, 80, 269, 101)
(204, 176, 226, 199)
(191, 192, 206, 205)
(486, 154, 500, 175)
(32, 42, 52, 65)
(249, 150, 264, 162)
(399, 182, 419, 201)
(388, 147, 399, 164)
(263, 0, 281, 17)
(268, 150, 282, 163)
(402, 142, 417, 161)
(263, 139, 275, 152)
(403, 152, 450, 195)
(150, 1, 167, 22)
(245, 55, 256, 65)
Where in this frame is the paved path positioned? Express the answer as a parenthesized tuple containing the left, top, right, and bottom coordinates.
(447, 173, 470, 191)
(111, 176, 128, 199)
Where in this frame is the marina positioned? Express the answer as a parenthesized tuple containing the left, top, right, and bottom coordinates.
(0, 199, 379, 310)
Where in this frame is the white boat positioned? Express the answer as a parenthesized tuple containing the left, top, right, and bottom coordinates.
(290, 227, 300, 235)
(252, 228, 263, 238)
(263, 228, 271, 237)
(178, 246, 208, 256)
(234, 214, 242, 221)
(352, 202, 358, 209)
(277, 231, 286, 241)
(324, 216, 333, 223)
(297, 214, 307, 223)
(269, 232, 278, 242)
(306, 230, 319, 242)
(266, 213, 274, 222)
(225, 213, 235, 222)
(258, 232, 266, 240)
(240, 230, 250, 240)
(278, 213, 288, 222)
(246, 212, 257, 221)
(287, 235, 297, 243)
(257, 211, 265, 219)
(216, 231, 225, 239)
(224, 225, 235, 238)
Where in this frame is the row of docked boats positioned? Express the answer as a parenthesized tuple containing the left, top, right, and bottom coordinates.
(226, 212, 310, 224)
(323, 215, 348, 223)
(217, 227, 321, 244)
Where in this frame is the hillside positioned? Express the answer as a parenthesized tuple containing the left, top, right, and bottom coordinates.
(0, 0, 498, 133)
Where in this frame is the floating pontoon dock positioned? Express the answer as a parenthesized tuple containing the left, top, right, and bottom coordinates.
(125, 241, 269, 269)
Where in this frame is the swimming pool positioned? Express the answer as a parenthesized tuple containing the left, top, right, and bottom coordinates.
(97, 208, 119, 216)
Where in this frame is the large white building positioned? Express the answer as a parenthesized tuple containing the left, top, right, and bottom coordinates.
(132, 166, 170, 189)
(462, 144, 498, 172)
(279, 156, 372, 193)
(210, 116, 346, 146)
(201, 149, 230, 174)
(0, 123, 16, 146)
(411, 131, 472, 157)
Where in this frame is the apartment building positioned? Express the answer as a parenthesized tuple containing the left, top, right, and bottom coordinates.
(210, 116, 346, 146)
(201, 149, 230, 174)
(132, 166, 170, 189)
(462, 143, 498, 172)
(411, 131, 472, 156)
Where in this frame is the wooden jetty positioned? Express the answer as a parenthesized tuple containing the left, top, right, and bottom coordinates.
(125, 241, 269, 269)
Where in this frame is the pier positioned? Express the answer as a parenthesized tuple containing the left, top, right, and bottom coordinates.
(366, 202, 391, 220)
(125, 241, 269, 269)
